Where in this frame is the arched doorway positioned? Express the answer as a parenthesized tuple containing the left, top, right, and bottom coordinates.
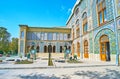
(36, 46, 40, 53)
(77, 42, 80, 57)
(53, 46, 56, 53)
(68, 46, 71, 50)
(100, 35, 110, 61)
(44, 46, 47, 53)
(60, 46, 62, 53)
(84, 40, 89, 58)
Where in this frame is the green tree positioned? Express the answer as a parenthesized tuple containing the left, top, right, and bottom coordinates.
(0, 27, 11, 54)
(9, 38, 18, 55)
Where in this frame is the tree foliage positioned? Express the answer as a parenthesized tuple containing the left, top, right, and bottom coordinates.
(0, 27, 18, 55)
(0, 27, 11, 53)
(9, 38, 18, 55)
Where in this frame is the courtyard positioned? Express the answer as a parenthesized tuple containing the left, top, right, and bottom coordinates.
(0, 56, 120, 79)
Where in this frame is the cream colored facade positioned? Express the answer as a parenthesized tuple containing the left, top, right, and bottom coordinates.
(19, 25, 72, 57)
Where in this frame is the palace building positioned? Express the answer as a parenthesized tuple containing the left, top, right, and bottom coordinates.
(19, 0, 120, 64)
(19, 25, 72, 57)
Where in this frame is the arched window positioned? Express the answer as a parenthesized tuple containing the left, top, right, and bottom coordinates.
(53, 46, 56, 53)
(75, 8, 79, 15)
(36, 46, 40, 53)
(60, 46, 62, 53)
(97, 0, 107, 26)
(76, 19, 79, 25)
(82, 12, 88, 34)
(44, 46, 47, 53)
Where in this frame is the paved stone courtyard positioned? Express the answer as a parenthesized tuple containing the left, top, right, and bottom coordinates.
(0, 57, 120, 79)
(0, 66, 120, 79)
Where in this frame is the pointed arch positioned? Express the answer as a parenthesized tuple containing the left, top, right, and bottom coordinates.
(53, 46, 56, 53)
(44, 46, 47, 53)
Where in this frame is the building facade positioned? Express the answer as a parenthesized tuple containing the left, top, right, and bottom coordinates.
(18, 25, 72, 56)
(19, 0, 120, 64)
(66, 0, 120, 63)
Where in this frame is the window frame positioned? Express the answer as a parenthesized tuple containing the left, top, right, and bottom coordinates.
(97, 0, 107, 26)
(82, 12, 88, 34)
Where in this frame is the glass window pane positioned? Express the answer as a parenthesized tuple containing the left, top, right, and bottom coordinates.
(60, 33, 63, 40)
(47, 33, 53, 40)
(99, 12, 103, 24)
(53, 33, 57, 40)
(102, 0, 106, 8)
(57, 33, 59, 40)
(21, 31, 24, 39)
(64, 34, 67, 40)
(41, 32, 44, 40)
(84, 25, 86, 33)
(44, 33, 47, 40)
(104, 9, 107, 21)
(98, 4, 100, 11)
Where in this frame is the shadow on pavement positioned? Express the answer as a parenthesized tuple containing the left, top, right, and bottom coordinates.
(18, 73, 71, 79)
(74, 69, 120, 79)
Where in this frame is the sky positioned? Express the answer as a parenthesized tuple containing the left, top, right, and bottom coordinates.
(0, 0, 76, 38)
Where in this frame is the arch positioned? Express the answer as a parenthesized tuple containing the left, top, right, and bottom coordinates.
(53, 46, 56, 53)
(84, 40, 89, 58)
(100, 35, 109, 43)
(44, 46, 47, 53)
(76, 19, 79, 25)
(94, 28, 114, 42)
(75, 8, 79, 15)
(60, 46, 62, 53)
(36, 46, 40, 53)
(82, 12, 87, 19)
(94, 28, 116, 61)
(99, 35, 111, 61)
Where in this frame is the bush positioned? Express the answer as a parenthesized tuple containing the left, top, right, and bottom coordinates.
(15, 60, 33, 64)
(67, 59, 82, 63)
(0, 51, 3, 54)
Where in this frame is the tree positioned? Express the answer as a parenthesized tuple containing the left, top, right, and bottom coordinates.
(0, 27, 11, 53)
(9, 38, 18, 55)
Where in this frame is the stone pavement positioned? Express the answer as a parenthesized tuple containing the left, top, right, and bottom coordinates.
(0, 58, 120, 79)
(0, 58, 117, 69)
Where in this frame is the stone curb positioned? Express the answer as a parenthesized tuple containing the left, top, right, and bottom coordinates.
(0, 64, 116, 70)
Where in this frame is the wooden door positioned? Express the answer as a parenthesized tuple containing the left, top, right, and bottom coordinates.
(77, 42, 80, 57)
(84, 40, 89, 58)
(100, 42, 106, 61)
